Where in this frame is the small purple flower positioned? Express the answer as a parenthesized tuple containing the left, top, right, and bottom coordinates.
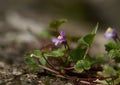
(52, 31, 67, 47)
(104, 27, 118, 42)
(60, 31, 65, 37)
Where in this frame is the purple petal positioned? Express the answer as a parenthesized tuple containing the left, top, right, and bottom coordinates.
(112, 29, 118, 37)
(104, 28, 117, 39)
(104, 32, 113, 38)
(52, 38, 58, 42)
(52, 38, 60, 46)
(60, 31, 65, 37)
(52, 31, 67, 46)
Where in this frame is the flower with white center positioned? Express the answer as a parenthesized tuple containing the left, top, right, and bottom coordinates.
(104, 27, 119, 42)
(52, 31, 67, 47)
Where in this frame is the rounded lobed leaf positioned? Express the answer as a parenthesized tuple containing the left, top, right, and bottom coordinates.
(74, 60, 91, 73)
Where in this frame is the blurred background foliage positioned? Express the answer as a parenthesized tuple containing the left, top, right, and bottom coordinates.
(1, 0, 120, 29)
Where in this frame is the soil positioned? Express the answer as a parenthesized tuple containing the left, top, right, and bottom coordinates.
(0, 42, 73, 85)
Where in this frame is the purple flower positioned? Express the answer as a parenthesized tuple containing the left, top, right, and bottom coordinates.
(104, 27, 118, 42)
(52, 31, 67, 47)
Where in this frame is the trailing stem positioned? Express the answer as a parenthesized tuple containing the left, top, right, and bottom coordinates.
(41, 53, 55, 70)
(32, 56, 118, 85)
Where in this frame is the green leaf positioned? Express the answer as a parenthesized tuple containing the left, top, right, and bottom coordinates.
(94, 54, 107, 64)
(109, 49, 120, 62)
(83, 60, 91, 70)
(78, 38, 89, 46)
(91, 23, 99, 34)
(78, 24, 98, 46)
(78, 34, 95, 46)
(32, 50, 47, 65)
(25, 50, 47, 66)
(44, 47, 65, 57)
(49, 19, 67, 29)
(114, 77, 120, 85)
(94, 79, 108, 85)
(69, 48, 85, 62)
(84, 34, 96, 45)
(74, 60, 91, 73)
(24, 56, 38, 67)
(109, 49, 120, 58)
(30, 50, 42, 57)
(98, 65, 117, 77)
(105, 42, 120, 52)
(105, 42, 120, 62)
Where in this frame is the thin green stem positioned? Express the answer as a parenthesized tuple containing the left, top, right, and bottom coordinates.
(33, 56, 65, 78)
(64, 43, 70, 65)
(83, 46, 89, 59)
(41, 53, 55, 70)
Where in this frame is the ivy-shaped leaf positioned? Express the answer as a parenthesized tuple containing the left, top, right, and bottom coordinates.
(84, 34, 96, 45)
(78, 23, 98, 46)
(94, 54, 107, 64)
(78, 38, 89, 46)
(105, 42, 120, 52)
(44, 47, 65, 57)
(74, 60, 91, 73)
(25, 50, 47, 66)
(78, 34, 95, 46)
(98, 64, 117, 77)
(24, 56, 38, 68)
(69, 48, 85, 62)
(109, 49, 120, 62)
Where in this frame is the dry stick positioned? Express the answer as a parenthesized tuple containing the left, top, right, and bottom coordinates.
(83, 46, 90, 59)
